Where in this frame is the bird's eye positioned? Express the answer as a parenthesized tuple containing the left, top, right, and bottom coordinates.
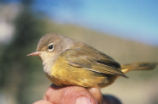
(48, 43, 54, 51)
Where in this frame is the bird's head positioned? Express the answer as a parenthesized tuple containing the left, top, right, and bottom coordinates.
(27, 33, 74, 73)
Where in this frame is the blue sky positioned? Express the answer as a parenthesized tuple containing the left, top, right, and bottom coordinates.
(33, 0, 158, 45)
(4, 0, 158, 45)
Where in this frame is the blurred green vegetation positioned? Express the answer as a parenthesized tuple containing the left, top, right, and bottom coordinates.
(0, 0, 158, 104)
(0, 0, 46, 104)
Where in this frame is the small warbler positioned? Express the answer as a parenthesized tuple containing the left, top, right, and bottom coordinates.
(28, 33, 157, 88)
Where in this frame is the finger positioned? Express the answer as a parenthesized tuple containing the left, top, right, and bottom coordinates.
(88, 87, 102, 103)
(33, 100, 52, 104)
(44, 85, 97, 104)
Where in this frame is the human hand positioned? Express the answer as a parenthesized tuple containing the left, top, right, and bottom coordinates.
(33, 85, 121, 104)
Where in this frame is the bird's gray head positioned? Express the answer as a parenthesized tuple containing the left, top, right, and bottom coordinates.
(28, 33, 74, 73)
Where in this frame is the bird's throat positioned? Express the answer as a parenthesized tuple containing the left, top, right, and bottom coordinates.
(40, 52, 58, 75)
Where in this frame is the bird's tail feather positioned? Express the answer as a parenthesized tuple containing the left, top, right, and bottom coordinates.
(121, 62, 158, 73)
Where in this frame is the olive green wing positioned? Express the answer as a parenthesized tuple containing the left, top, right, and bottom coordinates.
(61, 45, 126, 77)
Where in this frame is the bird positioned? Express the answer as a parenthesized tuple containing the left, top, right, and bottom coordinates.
(28, 33, 157, 88)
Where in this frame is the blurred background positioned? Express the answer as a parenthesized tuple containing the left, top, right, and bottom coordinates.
(0, 0, 158, 104)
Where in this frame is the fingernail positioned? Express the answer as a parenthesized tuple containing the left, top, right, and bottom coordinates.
(75, 97, 91, 104)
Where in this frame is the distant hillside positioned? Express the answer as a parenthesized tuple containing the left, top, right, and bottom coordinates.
(42, 19, 158, 64)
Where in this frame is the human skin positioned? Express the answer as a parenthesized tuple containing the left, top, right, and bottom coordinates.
(33, 85, 121, 104)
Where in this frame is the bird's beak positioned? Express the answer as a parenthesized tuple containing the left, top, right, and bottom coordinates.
(27, 51, 40, 56)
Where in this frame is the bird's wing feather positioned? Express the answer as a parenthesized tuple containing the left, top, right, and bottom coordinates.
(60, 44, 126, 77)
